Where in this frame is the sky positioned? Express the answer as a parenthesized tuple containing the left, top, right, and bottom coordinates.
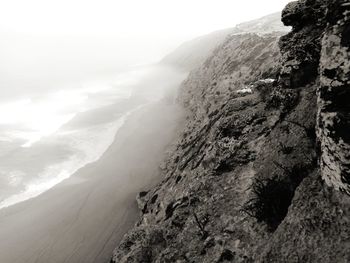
(0, 0, 292, 100)
(0, 0, 291, 38)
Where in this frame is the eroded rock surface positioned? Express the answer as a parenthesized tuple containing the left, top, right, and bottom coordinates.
(317, 0, 350, 194)
(111, 1, 350, 262)
(161, 13, 289, 71)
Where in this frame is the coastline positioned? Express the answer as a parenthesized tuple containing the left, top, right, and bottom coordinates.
(0, 64, 185, 211)
(111, 2, 350, 262)
(0, 82, 186, 263)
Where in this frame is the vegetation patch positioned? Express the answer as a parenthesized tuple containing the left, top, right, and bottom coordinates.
(242, 177, 295, 231)
(242, 162, 312, 231)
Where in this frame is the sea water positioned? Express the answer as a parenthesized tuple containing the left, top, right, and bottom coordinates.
(0, 65, 183, 209)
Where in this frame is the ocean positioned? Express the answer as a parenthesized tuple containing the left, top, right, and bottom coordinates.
(0, 64, 185, 209)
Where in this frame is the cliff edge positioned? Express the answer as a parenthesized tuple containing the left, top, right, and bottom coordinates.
(161, 12, 289, 71)
(111, 1, 350, 262)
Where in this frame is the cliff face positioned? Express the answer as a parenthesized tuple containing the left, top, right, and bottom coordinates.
(317, 1, 350, 195)
(161, 13, 288, 71)
(112, 1, 350, 262)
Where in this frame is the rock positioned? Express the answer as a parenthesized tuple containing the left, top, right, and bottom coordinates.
(136, 191, 149, 213)
(278, 0, 328, 88)
(110, 1, 350, 262)
(162, 13, 289, 71)
(317, 0, 350, 194)
(281, 1, 303, 27)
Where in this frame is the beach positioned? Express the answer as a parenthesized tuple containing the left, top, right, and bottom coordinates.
(0, 66, 186, 263)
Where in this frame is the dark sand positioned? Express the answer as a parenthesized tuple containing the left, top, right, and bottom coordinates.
(0, 99, 184, 263)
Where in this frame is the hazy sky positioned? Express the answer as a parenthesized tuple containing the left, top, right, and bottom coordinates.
(0, 0, 291, 38)
(0, 0, 292, 100)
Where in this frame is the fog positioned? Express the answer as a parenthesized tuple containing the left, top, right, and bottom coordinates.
(0, 1, 293, 262)
(0, 65, 186, 262)
(0, 34, 178, 100)
(0, 0, 291, 100)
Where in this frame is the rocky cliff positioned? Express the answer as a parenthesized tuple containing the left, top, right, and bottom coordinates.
(111, 1, 350, 262)
(161, 12, 289, 71)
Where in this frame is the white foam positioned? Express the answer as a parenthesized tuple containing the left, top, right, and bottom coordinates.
(0, 66, 158, 209)
(0, 104, 146, 209)
(0, 73, 137, 148)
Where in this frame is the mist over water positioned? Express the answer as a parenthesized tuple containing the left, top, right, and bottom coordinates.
(0, 1, 298, 262)
(0, 24, 190, 209)
(0, 6, 306, 263)
(0, 34, 181, 100)
(0, 60, 186, 262)
(0, 43, 185, 208)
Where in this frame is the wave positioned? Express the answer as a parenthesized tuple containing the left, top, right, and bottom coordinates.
(0, 104, 146, 209)
(0, 65, 184, 210)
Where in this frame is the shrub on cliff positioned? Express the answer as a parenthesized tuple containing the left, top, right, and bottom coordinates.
(242, 177, 294, 231)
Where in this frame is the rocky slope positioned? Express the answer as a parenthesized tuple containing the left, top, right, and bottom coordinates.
(111, 1, 350, 262)
(161, 12, 289, 71)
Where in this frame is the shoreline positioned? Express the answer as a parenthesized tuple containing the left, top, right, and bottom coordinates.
(0, 95, 185, 263)
(0, 64, 186, 212)
(0, 101, 147, 211)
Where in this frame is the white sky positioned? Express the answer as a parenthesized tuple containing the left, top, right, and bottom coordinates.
(0, 0, 291, 158)
(0, 0, 292, 100)
(0, 0, 291, 38)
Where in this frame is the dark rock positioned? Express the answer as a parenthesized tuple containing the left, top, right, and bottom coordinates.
(111, 2, 350, 262)
(317, 0, 350, 194)
(218, 249, 235, 262)
(281, 1, 304, 28)
(278, 0, 328, 89)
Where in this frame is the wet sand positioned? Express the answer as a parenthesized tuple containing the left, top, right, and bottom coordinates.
(0, 99, 184, 263)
